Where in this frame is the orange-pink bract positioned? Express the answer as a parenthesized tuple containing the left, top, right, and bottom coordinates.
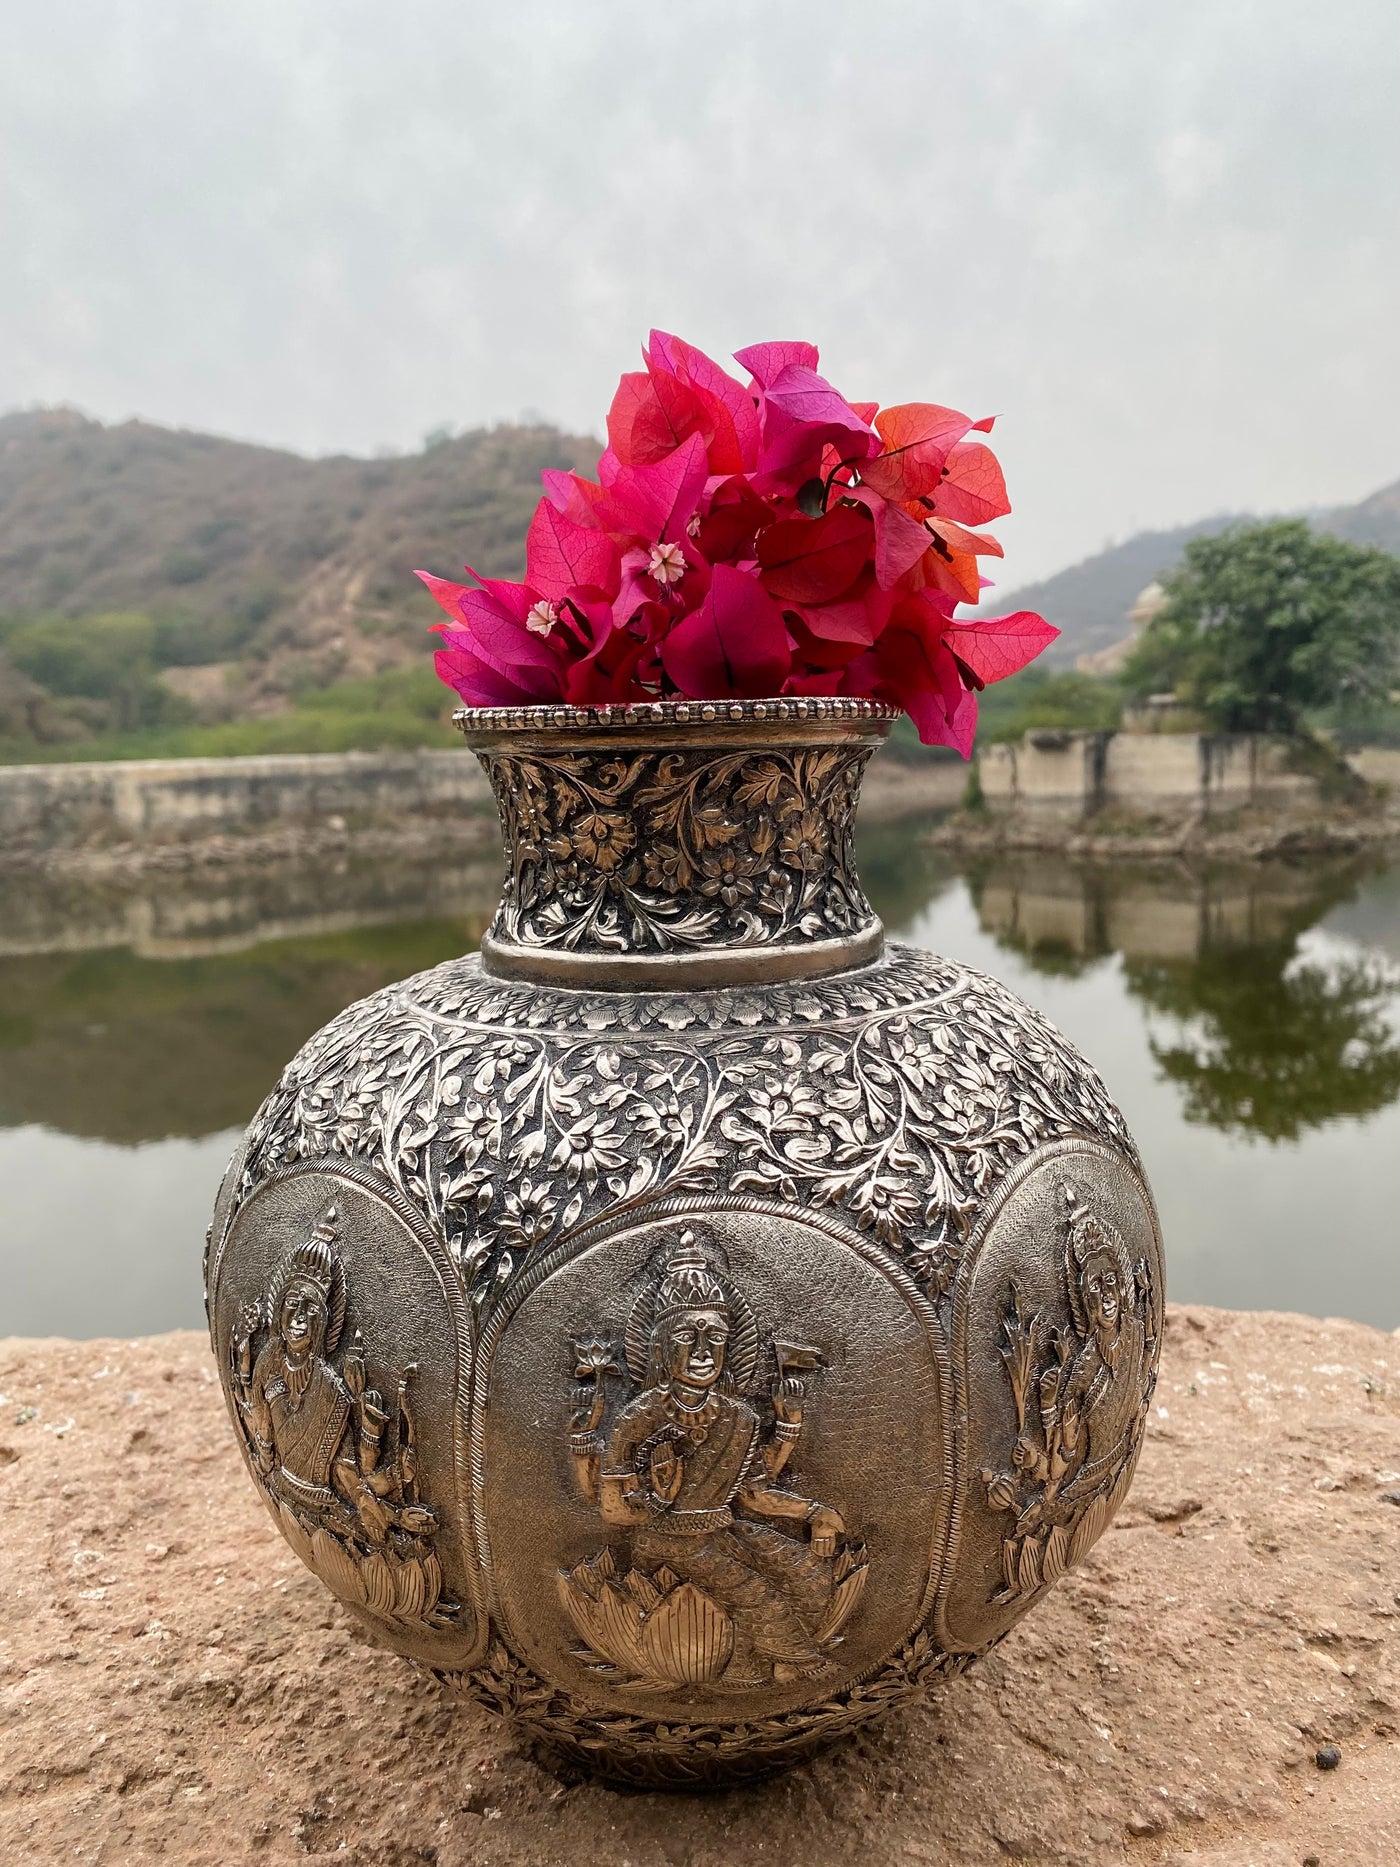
(418, 333, 1056, 751)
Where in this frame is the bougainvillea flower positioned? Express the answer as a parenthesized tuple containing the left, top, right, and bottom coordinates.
(693, 475, 775, 564)
(859, 403, 977, 503)
(645, 330, 760, 474)
(926, 439, 1011, 526)
(420, 333, 1056, 751)
(735, 341, 878, 479)
(594, 431, 709, 546)
(433, 638, 554, 707)
(945, 611, 1060, 686)
(525, 503, 621, 603)
(791, 569, 895, 648)
(848, 605, 979, 757)
(842, 485, 939, 588)
(756, 506, 872, 604)
(660, 563, 791, 698)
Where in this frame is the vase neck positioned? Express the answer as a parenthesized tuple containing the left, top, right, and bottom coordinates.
(457, 699, 895, 990)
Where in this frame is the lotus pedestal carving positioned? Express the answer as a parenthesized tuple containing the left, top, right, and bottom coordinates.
(206, 699, 1163, 1786)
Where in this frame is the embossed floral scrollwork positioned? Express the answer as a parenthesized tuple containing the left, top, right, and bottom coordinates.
(481, 743, 876, 957)
(226, 947, 1139, 1329)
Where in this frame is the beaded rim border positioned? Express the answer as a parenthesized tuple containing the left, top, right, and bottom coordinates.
(452, 696, 902, 735)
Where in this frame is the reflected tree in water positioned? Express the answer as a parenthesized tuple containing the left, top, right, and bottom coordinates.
(964, 851, 1400, 1143)
(1125, 942, 1400, 1143)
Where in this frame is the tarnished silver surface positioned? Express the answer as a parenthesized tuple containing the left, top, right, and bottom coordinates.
(207, 703, 1163, 1786)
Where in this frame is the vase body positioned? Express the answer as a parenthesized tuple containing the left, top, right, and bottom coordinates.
(205, 698, 1163, 1787)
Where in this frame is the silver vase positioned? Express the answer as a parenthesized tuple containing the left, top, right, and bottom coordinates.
(205, 698, 1162, 1787)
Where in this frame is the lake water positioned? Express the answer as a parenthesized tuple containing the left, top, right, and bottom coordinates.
(2, 823, 1397, 1338)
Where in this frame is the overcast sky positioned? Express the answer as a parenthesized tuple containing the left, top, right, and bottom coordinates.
(4, 1, 1398, 586)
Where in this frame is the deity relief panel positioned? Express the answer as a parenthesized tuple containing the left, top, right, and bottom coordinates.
(474, 1200, 949, 1723)
(559, 1231, 869, 1692)
(937, 1140, 1164, 1652)
(210, 1162, 483, 1668)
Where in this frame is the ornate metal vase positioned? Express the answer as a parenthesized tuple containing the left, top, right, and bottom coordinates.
(205, 698, 1163, 1787)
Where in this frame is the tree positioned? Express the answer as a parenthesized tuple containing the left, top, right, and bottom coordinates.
(1122, 520, 1400, 735)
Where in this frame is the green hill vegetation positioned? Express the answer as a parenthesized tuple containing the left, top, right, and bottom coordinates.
(0, 409, 598, 761)
(1005, 479, 1400, 669)
(0, 407, 1396, 762)
(1122, 521, 1400, 740)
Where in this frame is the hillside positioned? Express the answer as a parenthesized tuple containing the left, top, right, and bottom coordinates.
(1009, 483, 1400, 666)
(0, 409, 599, 753)
(1, 406, 1396, 759)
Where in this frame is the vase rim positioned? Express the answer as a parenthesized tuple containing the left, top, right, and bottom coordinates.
(453, 696, 900, 740)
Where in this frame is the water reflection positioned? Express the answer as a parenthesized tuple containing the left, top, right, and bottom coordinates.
(0, 852, 502, 1144)
(1, 829, 1397, 1334)
(1132, 946, 1400, 1143)
(962, 854, 1400, 1141)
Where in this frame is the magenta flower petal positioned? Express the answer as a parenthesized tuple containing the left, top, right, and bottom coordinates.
(733, 340, 820, 387)
(756, 506, 872, 604)
(596, 431, 709, 545)
(946, 611, 1060, 684)
(762, 364, 876, 437)
(606, 368, 705, 466)
(433, 644, 552, 707)
(842, 487, 936, 588)
(525, 501, 621, 602)
(539, 468, 609, 528)
(417, 571, 563, 699)
(660, 563, 791, 699)
(905, 675, 979, 756)
(647, 331, 761, 472)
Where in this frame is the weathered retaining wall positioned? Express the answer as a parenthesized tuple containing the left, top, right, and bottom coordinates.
(979, 729, 1320, 817)
(0, 746, 967, 860)
(1346, 745, 1400, 790)
(0, 751, 492, 854)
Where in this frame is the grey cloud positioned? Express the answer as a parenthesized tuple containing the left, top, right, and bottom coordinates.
(2, 0, 1397, 584)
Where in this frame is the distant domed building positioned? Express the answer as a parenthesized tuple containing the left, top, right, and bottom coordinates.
(1075, 581, 1169, 677)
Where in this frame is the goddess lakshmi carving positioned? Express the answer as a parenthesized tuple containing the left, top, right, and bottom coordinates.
(229, 1206, 457, 1630)
(560, 1231, 869, 1692)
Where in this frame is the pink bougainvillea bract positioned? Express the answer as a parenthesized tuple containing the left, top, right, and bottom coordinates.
(419, 333, 1056, 753)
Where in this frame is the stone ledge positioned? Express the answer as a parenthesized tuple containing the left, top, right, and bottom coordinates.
(1, 1305, 1396, 1865)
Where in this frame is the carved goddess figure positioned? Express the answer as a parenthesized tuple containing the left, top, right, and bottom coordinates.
(1054, 1186, 1156, 1512)
(563, 1232, 867, 1689)
(981, 1183, 1156, 1601)
(230, 1208, 435, 1551)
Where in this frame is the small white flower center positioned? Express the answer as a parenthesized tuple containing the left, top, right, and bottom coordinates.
(525, 600, 559, 636)
(648, 541, 687, 586)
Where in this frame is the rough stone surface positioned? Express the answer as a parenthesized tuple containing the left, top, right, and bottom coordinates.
(1, 1305, 1396, 1865)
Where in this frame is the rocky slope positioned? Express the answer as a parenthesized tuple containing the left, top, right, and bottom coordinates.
(0, 409, 599, 735)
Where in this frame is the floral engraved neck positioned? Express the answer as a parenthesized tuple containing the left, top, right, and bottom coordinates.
(476, 739, 880, 970)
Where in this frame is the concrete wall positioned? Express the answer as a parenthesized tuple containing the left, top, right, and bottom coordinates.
(1346, 746, 1400, 791)
(0, 750, 492, 854)
(980, 729, 1321, 818)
